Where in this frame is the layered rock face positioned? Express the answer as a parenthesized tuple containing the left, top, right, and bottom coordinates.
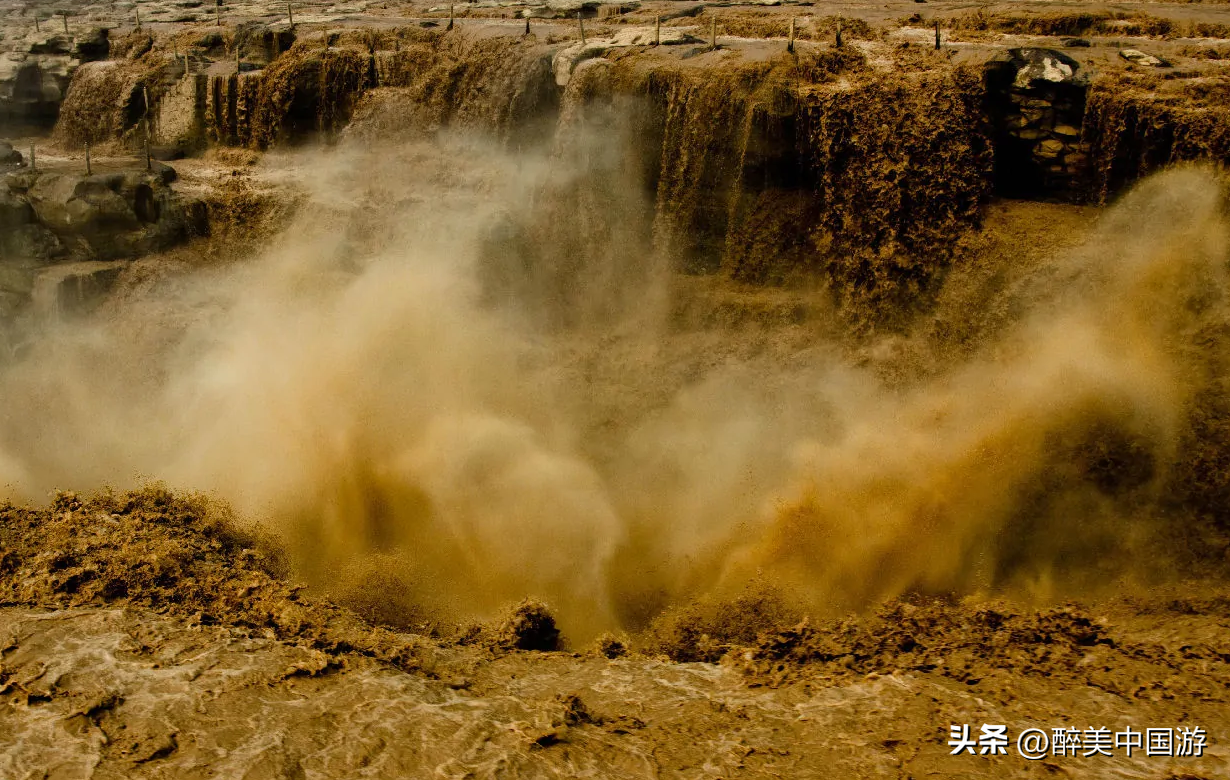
(0, 165, 205, 327)
(0, 27, 108, 134)
(2, 166, 204, 264)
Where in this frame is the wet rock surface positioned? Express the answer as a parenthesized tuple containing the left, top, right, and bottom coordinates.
(0, 489, 1227, 779)
(0, 163, 204, 334)
(0, 141, 22, 167)
(0, 23, 107, 134)
(986, 48, 1092, 199)
(2, 166, 203, 263)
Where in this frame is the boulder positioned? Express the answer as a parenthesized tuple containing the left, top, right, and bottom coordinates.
(28, 174, 140, 235)
(1119, 49, 1169, 68)
(25, 33, 73, 57)
(1036, 138, 1065, 158)
(73, 27, 110, 63)
(4, 170, 41, 194)
(0, 183, 62, 262)
(20, 170, 204, 261)
(1, 223, 63, 262)
(998, 48, 1092, 90)
(0, 188, 34, 230)
(0, 141, 23, 167)
(525, 0, 602, 18)
(553, 27, 701, 85)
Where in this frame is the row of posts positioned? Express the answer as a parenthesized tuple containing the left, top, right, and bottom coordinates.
(22, 4, 946, 175)
(23, 139, 150, 176)
(30, 11, 72, 34)
(31, 2, 948, 53)
(25, 83, 153, 176)
(559, 13, 943, 51)
(30, 1, 298, 34)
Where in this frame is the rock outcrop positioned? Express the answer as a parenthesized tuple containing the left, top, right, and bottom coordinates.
(0, 27, 108, 134)
(4, 167, 205, 263)
(0, 165, 205, 329)
(986, 48, 1092, 199)
(0, 141, 23, 167)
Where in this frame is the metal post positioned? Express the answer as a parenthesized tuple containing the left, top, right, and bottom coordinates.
(287, 1, 295, 29)
(135, 6, 141, 28)
(447, 5, 454, 31)
(710, 16, 716, 49)
(788, 17, 794, 53)
(215, 0, 222, 27)
(836, 20, 842, 48)
(61, 12, 68, 34)
(34, 15, 39, 33)
(524, 15, 529, 36)
(935, 21, 940, 50)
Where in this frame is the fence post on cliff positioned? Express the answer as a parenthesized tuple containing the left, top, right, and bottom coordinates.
(578, 11, 585, 43)
(143, 84, 154, 157)
(524, 15, 530, 36)
(934, 21, 941, 50)
(287, 2, 295, 30)
(34, 15, 39, 33)
(85, 142, 92, 175)
(710, 16, 716, 49)
(215, 0, 222, 27)
(447, 5, 454, 31)
(136, 6, 141, 29)
(787, 18, 794, 53)
(836, 20, 843, 47)
(654, 15, 660, 45)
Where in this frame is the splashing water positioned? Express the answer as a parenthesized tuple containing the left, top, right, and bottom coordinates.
(0, 117, 1226, 639)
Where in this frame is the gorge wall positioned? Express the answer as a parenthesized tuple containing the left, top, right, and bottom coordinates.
(36, 16, 1229, 328)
